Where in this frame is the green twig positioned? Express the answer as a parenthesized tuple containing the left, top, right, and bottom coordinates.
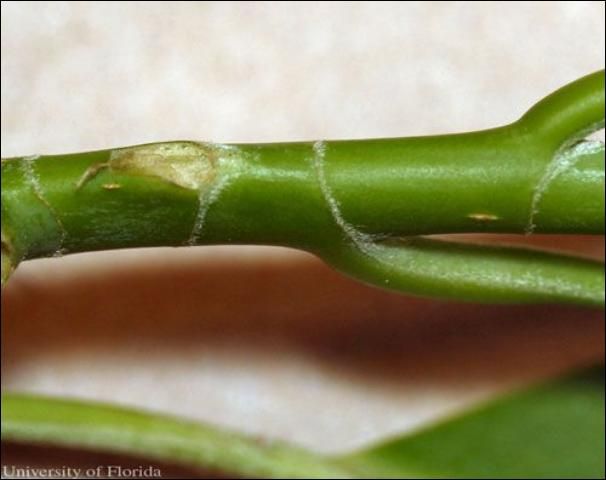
(1, 72, 604, 478)
(2, 71, 604, 304)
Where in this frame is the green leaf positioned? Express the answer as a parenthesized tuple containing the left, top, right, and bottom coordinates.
(345, 367, 605, 478)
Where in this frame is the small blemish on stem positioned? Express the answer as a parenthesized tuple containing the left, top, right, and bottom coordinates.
(76, 163, 109, 190)
(468, 213, 499, 222)
(1, 234, 14, 285)
(110, 142, 216, 190)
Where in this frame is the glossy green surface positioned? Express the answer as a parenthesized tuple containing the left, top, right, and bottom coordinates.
(1, 72, 604, 478)
(1, 71, 604, 304)
(327, 238, 605, 306)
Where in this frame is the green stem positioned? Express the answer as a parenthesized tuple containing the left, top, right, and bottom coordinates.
(0, 393, 351, 479)
(327, 237, 604, 306)
(1, 71, 604, 304)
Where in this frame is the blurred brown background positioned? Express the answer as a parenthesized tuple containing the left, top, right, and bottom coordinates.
(1, 1, 604, 474)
